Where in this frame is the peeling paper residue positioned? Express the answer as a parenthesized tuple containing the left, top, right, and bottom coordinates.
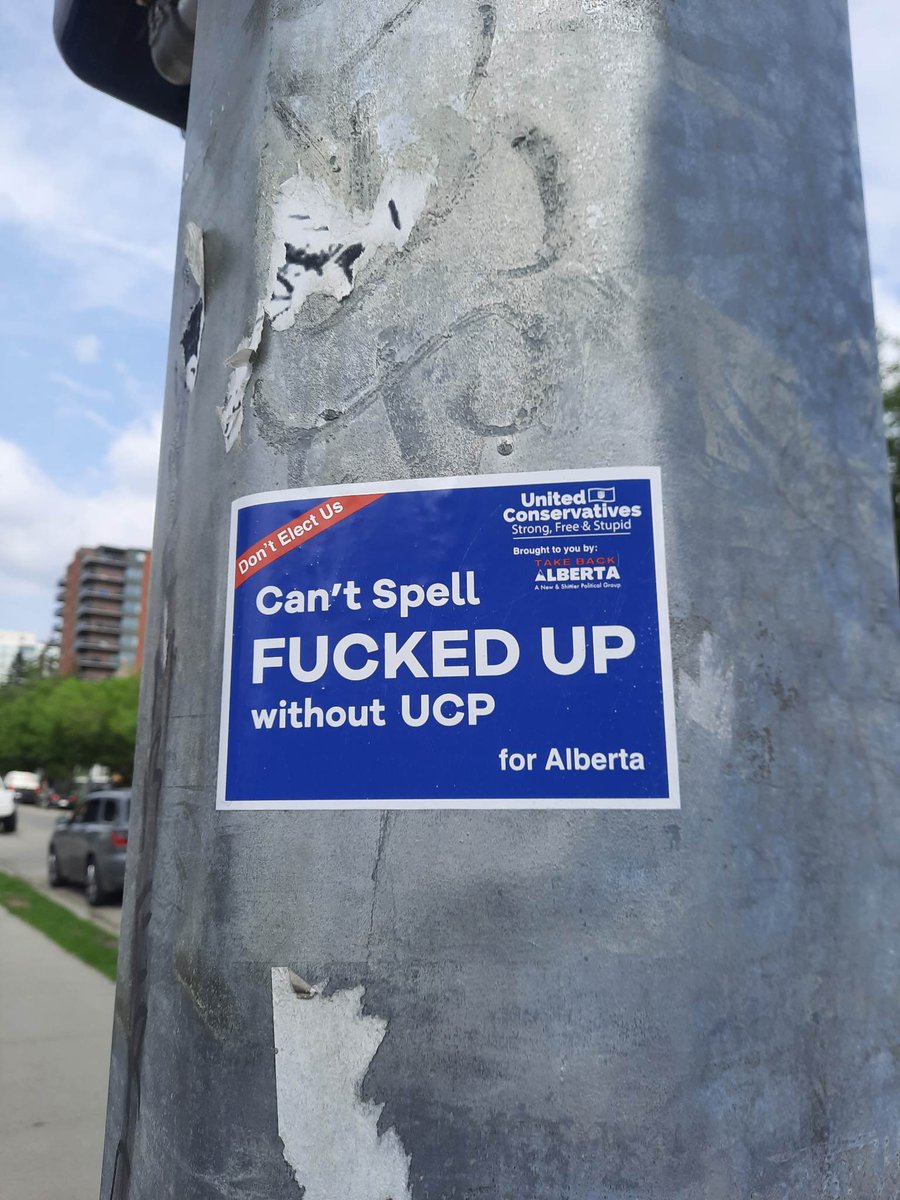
(181, 222, 205, 391)
(219, 304, 264, 451)
(678, 630, 735, 737)
(271, 967, 411, 1200)
(265, 168, 432, 331)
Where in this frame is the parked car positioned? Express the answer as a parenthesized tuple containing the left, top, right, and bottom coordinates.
(0, 786, 15, 834)
(4, 770, 41, 805)
(48, 790, 131, 905)
(39, 782, 80, 810)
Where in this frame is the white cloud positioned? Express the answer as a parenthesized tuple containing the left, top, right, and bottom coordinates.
(55, 402, 119, 435)
(112, 359, 147, 400)
(872, 279, 900, 344)
(73, 334, 101, 364)
(49, 372, 111, 401)
(0, 418, 161, 632)
(875, 280, 900, 371)
(849, 1, 900, 339)
(0, 7, 183, 318)
(106, 415, 164, 494)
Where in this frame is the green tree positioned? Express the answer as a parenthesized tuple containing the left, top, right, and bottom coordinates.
(0, 672, 141, 783)
(6, 649, 39, 688)
(96, 675, 142, 778)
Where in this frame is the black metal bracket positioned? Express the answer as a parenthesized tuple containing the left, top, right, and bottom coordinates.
(53, 0, 190, 128)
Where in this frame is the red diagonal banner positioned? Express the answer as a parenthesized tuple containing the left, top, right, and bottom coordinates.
(234, 493, 383, 588)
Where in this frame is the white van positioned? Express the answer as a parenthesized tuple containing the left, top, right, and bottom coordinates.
(4, 771, 41, 804)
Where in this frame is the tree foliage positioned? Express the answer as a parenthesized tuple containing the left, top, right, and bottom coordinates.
(0, 672, 140, 782)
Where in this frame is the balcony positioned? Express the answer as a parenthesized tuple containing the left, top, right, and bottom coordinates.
(80, 568, 124, 587)
(78, 581, 123, 602)
(77, 649, 118, 666)
(76, 602, 122, 619)
(75, 635, 119, 653)
(79, 660, 118, 678)
(75, 620, 120, 638)
(82, 548, 127, 569)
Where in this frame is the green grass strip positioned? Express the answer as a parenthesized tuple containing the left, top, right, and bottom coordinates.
(0, 870, 118, 982)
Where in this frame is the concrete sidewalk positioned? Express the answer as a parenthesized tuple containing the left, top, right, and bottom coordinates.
(0, 906, 114, 1200)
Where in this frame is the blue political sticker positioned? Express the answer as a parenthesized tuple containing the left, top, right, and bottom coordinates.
(217, 469, 679, 809)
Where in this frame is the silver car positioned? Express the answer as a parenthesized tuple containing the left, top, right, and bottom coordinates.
(48, 790, 131, 905)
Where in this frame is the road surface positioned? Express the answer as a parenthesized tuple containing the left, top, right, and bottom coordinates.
(0, 803, 122, 933)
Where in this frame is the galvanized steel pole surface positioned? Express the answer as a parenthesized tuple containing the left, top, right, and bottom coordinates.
(103, 1, 900, 1197)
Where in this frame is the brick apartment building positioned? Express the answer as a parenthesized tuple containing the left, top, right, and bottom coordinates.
(54, 546, 151, 679)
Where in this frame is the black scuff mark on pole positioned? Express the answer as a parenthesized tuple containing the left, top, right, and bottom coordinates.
(254, 302, 555, 453)
(275, 267, 295, 300)
(388, 199, 401, 230)
(180, 300, 203, 377)
(271, 240, 367, 309)
(367, 811, 395, 954)
(334, 242, 365, 282)
(465, 3, 497, 101)
(344, 0, 428, 72)
(271, 94, 342, 177)
(503, 127, 568, 278)
(349, 93, 382, 210)
(284, 243, 335, 278)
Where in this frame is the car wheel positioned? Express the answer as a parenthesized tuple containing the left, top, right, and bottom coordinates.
(2, 813, 15, 834)
(85, 858, 106, 907)
(48, 845, 64, 885)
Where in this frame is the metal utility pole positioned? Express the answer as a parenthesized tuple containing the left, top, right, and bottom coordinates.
(89, 1, 899, 1197)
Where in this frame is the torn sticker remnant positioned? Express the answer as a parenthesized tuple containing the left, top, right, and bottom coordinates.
(182, 222, 205, 391)
(219, 304, 264, 451)
(265, 166, 432, 331)
(271, 967, 411, 1200)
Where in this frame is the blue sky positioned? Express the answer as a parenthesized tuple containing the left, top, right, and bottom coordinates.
(0, 2, 897, 641)
(0, 6, 182, 639)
